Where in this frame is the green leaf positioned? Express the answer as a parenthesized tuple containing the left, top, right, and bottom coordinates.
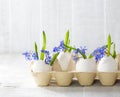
(107, 34, 111, 56)
(67, 39, 71, 52)
(112, 43, 116, 58)
(34, 42, 39, 59)
(50, 53, 59, 66)
(64, 30, 69, 46)
(68, 48, 72, 52)
(68, 39, 70, 45)
(88, 54, 93, 59)
(106, 42, 113, 48)
(40, 31, 46, 60)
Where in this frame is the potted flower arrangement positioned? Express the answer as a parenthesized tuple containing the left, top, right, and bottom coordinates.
(115, 54, 120, 78)
(67, 46, 96, 86)
(52, 30, 76, 71)
(92, 34, 118, 86)
(51, 30, 75, 86)
(115, 54, 120, 71)
(23, 31, 52, 86)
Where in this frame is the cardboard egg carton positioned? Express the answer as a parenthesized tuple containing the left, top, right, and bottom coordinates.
(31, 71, 120, 86)
(31, 55, 120, 87)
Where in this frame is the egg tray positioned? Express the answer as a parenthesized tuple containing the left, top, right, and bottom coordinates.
(31, 71, 120, 86)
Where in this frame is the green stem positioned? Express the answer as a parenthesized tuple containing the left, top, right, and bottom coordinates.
(64, 30, 70, 52)
(107, 34, 111, 56)
(64, 30, 69, 46)
(50, 53, 59, 66)
(34, 42, 39, 59)
(64, 44, 87, 59)
(78, 51, 87, 59)
(88, 54, 93, 59)
(40, 31, 46, 60)
(112, 43, 116, 58)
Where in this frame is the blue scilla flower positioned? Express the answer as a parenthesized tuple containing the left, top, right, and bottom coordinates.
(41, 50, 51, 64)
(73, 55, 78, 62)
(72, 46, 87, 61)
(41, 50, 50, 55)
(53, 40, 66, 53)
(73, 48, 80, 62)
(32, 53, 39, 60)
(73, 46, 87, 55)
(22, 51, 38, 61)
(92, 46, 106, 62)
(53, 47, 59, 52)
(73, 48, 80, 54)
(79, 46, 87, 54)
(59, 41, 66, 51)
(45, 56, 51, 64)
(22, 51, 32, 60)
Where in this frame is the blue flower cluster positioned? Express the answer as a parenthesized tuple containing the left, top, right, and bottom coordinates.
(92, 46, 106, 62)
(41, 50, 51, 64)
(73, 46, 87, 62)
(22, 51, 38, 61)
(79, 46, 87, 54)
(53, 41, 66, 53)
(23, 50, 51, 65)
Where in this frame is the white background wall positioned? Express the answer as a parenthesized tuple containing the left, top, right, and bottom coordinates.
(0, 0, 120, 53)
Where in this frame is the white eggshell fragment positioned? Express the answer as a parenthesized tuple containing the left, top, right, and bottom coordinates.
(57, 52, 72, 70)
(32, 60, 51, 72)
(76, 58, 96, 72)
(98, 56, 118, 72)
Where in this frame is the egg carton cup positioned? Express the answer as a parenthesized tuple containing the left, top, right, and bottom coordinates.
(115, 54, 120, 71)
(76, 72, 96, 86)
(117, 71, 120, 79)
(51, 59, 76, 79)
(54, 71, 74, 86)
(31, 71, 52, 86)
(98, 72, 118, 86)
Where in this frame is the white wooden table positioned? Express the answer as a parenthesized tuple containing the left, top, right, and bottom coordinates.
(0, 54, 120, 97)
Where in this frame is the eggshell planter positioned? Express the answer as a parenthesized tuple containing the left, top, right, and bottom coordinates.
(75, 58, 96, 86)
(115, 54, 120, 71)
(76, 72, 96, 86)
(54, 72, 74, 86)
(97, 56, 118, 86)
(51, 52, 76, 80)
(30, 60, 52, 86)
(98, 72, 117, 86)
(115, 54, 120, 79)
(57, 52, 72, 71)
(67, 58, 76, 71)
(52, 59, 62, 71)
(76, 59, 97, 72)
(117, 71, 120, 79)
(51, 59, 62, 79)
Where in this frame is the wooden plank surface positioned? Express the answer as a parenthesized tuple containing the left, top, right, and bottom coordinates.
(0, 54, 120, 97)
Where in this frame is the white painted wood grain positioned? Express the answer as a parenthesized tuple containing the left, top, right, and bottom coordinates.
(106, 0, 120, 53)
(0, 0, 120, 53)
(0, 0, 9, 53)
(71, 0, 105, 53)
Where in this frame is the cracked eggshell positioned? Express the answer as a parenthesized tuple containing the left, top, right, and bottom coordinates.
(98, 56, 118, 72)
(31, 60, 51, 72)
(57, 52, 72, 71)
(76, 58, 97, 72)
